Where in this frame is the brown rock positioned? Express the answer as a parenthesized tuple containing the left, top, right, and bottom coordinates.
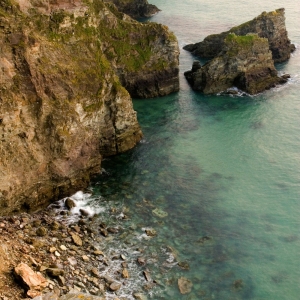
(91, 268, 100, 278)
(110, 282, 121, 291)
(71, 234, 83, 246)
(65, 198, 76, 210)
(137, 257, 146, 265)
(14, 263, 48, 298)
(143, 270, 151, 282)
(36, 227, 47, 237)
(178, 277, 193, 295)
(145, 228, 156, 237)
(122, 268, 129, 278)
(46, 268, 65, 277)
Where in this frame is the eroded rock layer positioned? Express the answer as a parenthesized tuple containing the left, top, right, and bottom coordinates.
(184, 8, 295, 63)
(184, 34, 288, 94)
(0, 0, 179, 214)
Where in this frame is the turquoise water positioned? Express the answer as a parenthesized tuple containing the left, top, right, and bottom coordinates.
(90, 1, 300, 299)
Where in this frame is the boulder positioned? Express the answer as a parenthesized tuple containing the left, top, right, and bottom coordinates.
(65, 198, 76, 210)
(184, 8, 295, 63)
(14, 263, 48, 298)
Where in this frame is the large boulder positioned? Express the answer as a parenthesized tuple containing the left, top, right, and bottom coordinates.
(184, 33, 288, 94)
(184, 8, 295, 63)
(14, 263, 48, 298)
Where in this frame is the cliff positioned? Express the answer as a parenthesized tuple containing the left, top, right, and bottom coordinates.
(184, 8, 295, 63)
(184, 34, 288, 94)
(105, 0, 160, 19)
(0, 0, 179, 214)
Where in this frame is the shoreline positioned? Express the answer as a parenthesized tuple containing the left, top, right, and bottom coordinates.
(0, 193, 164, 300)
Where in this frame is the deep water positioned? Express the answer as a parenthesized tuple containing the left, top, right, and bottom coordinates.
(82, 1, 300, 299)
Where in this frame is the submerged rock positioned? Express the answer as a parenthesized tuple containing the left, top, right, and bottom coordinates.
(184, 8, 295, 63)
(152, 208, 168, 218)
(184, 33, 287, 94)
(178, 277, 193, 295)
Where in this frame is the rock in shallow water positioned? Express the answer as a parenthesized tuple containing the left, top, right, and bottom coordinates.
(178, 277, 193, 295)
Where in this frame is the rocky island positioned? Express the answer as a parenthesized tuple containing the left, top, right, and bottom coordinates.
(0, 0, 179, 215)
(184, 8, 295, 63)
(184, 33, 290, 95)
(184, 8, 295, 94)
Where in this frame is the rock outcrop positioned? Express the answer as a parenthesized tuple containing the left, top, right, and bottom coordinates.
(0, 0, 179, 214)
(184, 33, 289, 94)
(184, 8, 295, 63)
(105, 0, 160, 19)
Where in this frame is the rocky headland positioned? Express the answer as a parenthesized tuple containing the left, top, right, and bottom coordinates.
(183, 8, 295, 63)
(184, 33, 290, 95)
(105, 0, 160, 19)
(0, 0, 179, 215)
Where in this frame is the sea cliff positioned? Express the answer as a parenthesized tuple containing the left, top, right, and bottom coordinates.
(0, 0, 179, 214)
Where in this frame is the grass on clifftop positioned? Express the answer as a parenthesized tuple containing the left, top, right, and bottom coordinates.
(225, 33, 258, 46)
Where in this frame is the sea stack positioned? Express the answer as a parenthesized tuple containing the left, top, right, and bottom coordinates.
(184, 8, 295, 63)
(184, 33, 289, 95)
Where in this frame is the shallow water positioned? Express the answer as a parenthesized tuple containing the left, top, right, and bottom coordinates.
(71, 1, 300, 299)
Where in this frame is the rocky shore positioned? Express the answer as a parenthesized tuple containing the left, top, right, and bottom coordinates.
(0, 196, 162, 300)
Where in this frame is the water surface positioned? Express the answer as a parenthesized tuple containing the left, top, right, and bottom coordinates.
(87, 1, 300, 299)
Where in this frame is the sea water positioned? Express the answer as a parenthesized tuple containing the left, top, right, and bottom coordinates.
(69, 1, 300, 299)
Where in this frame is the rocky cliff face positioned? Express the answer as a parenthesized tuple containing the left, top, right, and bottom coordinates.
(184, 34, 288, 94)
(0, 0, 179, 214)
(105, 0, 160, 19)
(184, 8, 295, 63)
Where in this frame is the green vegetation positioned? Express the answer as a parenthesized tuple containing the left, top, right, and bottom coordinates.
(225, 33, 257, 46)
